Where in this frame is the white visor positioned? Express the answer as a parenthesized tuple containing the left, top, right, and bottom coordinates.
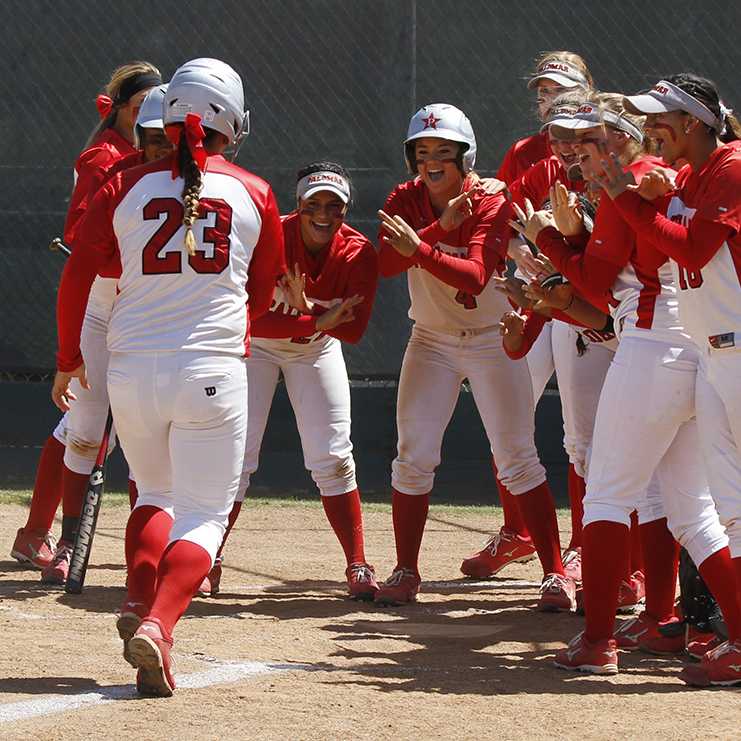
(623, 80, 720, 130)
(296, 171, 350, 204)
(540, 104, 579, 133)
(528, 62, 588, 90)
(548, 103, 644, 143)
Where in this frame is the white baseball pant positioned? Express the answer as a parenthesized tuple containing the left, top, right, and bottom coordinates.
(696, 346, 741, 557)
(392, 325, 546, 497)
(525, 319, 554, 403)
(107, 352, 247, 563)
(584, 334, 727, 567)
(238, 339, 356, 501)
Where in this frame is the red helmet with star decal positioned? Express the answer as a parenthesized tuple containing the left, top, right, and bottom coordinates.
(404, 103, 477, 174)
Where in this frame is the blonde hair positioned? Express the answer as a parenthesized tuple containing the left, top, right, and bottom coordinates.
(532, 51, 595, 90)
(589, 91, 648, 162)
(84, 61, 161, 148)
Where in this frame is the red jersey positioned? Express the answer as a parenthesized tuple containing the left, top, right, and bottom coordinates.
(64, 128, 137, 244)
(496, 131, 552, 186)
(614, 141, 741, 343)
(251, 212, 379, 353)
(509, 155, 585, 210)
(378, 176, 511, 331)
(56, 154, 284, 371)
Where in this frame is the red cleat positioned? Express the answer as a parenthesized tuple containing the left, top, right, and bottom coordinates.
(11, 527, 57, 570)
(538, 573, 577, 612)
(617, 570, 645, 613)
(128, 618, 176, 697)
(554, 632, 619, 675)
(680, 640, 741, 687)
(460, 527, 536, 578)
(346, 562, 379, 601)
(374, 568, 421, 606)
(614, 611, 684, 654)
(116, 600, 148, 667)
(686, 633, 723, 661)
(40, 540, 73, 585)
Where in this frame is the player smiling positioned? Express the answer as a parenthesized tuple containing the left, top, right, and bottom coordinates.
(596, 74, 741, 686)
(208, 162, 380, 600)
(375, 103, 572, 610)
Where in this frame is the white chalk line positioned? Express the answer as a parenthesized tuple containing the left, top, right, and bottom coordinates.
(0, 658, 312, 725)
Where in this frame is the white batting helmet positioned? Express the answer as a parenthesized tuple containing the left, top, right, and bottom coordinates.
(136, 84, 168, 131)
(404, 103, 477, 173)
(164, 58, 248, 146)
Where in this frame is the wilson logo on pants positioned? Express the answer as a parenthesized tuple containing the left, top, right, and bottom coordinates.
(205, 386, 216, 397)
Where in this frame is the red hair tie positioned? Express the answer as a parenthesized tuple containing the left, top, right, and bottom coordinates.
(165, 113, 208, 178)
(96, 94, 113, 120)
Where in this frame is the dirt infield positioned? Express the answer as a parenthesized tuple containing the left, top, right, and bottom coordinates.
(0, 497, 737, 740)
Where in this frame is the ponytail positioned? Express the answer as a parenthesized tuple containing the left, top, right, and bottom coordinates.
(177, 136, 202, 257)
(720, 111, 741, 143)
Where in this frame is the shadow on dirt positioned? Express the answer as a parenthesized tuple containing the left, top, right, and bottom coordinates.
(316, 601, 698, 696)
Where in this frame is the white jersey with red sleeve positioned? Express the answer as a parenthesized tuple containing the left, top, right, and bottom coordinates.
(56, 153, 284, 370)
(536, 156, 684, 343)
(378, 178, 511, 332)
(252, 212, 379, 358)
(664, 142, 741, 343)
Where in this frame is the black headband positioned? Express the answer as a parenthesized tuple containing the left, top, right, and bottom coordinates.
(115, 72, 162, 105)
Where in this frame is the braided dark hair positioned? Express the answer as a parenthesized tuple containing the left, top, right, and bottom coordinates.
(177, 129, 221, 256)
(665, 73, 740, 143)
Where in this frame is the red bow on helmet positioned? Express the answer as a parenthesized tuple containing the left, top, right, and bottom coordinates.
(166, 113, 208, 178)
(96, 95, 114, 120)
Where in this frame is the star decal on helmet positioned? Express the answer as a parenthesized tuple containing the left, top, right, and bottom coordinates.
(422, 112, 440, 129)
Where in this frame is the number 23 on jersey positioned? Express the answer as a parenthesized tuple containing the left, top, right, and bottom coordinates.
(142, 197, 232, 275)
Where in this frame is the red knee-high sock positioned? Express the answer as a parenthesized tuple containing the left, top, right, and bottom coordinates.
(566, 464, 585, 550)
(148, 540, 212, 636)
(128, 479, 138, 510)
(321, 489, 366, 566)
(25, 435, 65, 532)
(639, 518, 678, 622)
(515, 481, 563, 576)
(629, 511, 644, 574)
(492, 458, 528, 537)
(392, 488, 429, 574)
(583, 520, 630, 643)
(698, 547, 741, 642)
(61, 464, 90, 518)
(215, 500, 242, 561)
(734, 557, 741, 607)
(125, 505, 173, 609)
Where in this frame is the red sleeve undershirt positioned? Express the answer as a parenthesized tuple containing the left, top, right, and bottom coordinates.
(57, 183, 120, 372)
(612, 190, 734, 272)
(504, 311, 549, 359)
(324, 242, 379, 343)
(535, 194, 633, 311)
(412, 198, 511, 294)
(251, 312, 318, 338)
(252, 239, 379, 344)
(247, 187, 286, 321)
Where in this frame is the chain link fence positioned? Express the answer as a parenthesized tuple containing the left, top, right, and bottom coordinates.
(1, 0, 739, 376)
